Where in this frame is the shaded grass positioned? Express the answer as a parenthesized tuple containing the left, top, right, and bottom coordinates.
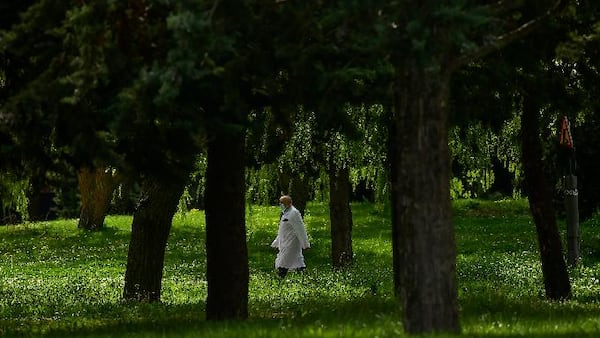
(1, 199, 600, 337)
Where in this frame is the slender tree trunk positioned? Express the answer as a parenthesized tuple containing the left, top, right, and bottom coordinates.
(77, 166, 117, 230)
(328, 159, 353, 268)
(27, 176, 53, 222)
(122, 175, 185, 302)
(389, 66, 459, 334)
(205, 129, 249, 320)
(521, 91, 571, 300)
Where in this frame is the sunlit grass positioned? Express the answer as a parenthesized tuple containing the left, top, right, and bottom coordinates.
(2, 199, 600, 337)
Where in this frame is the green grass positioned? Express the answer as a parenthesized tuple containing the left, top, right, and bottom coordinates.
(2, 199, 600, 337)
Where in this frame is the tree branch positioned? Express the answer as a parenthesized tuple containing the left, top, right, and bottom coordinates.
(482, 1, 526, 16)
(451, 0, 566, 71)
(208, 0, 221, 28)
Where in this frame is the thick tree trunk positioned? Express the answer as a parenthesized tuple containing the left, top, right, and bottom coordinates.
(205, 129, 249, 320)
(290, 174, 309, 217)
(122, 175, 185, 302)
(521, 92, 572, 300)
(389, 66, 459, 334)
(278, 170, 291, 198)
(328, 160, 353, 268)
(77, 166, 117, 230)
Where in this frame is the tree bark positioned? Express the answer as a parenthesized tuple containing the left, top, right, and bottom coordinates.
(77, 166, 117, 230)
(27, 176, 54, 222)
(290, 174, 309, 217)
(277, 170, 291, 198)
(521, 91, 571, 300)
(277, 169, 309, 216)
(205, 129, 249, 320)
(328, 159, 353, 268)
(389, 65, 459, 334)
(110, 178, 138, 215)
(122, 174, 185, 302)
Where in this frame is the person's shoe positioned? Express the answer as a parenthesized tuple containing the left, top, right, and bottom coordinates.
(277, 267, 288, 278)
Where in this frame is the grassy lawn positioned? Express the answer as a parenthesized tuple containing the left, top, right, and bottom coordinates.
(2, 199, 600, 337)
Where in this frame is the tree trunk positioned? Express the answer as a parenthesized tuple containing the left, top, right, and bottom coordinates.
(27, 176, 54, 222)
(110, 179, 138, 215)
(389, 66, 460, 334)
(122, 175, 185, 302)
(277, 169, 309, 216)
(328, 159, 353, 268)
(77, 166, 117, 230)
(278, 170, 290, 197)
(290, 174, 310, 217)
(205, 129, 249, 320)
(521, 92, 571, 300)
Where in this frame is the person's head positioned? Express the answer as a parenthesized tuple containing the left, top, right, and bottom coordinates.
(279, 195, 292, 209)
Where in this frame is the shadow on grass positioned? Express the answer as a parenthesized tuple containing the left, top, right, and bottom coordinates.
(2, 302, 206, 338)
(23, 294, 600, 338)
(460, 294, 600, 338)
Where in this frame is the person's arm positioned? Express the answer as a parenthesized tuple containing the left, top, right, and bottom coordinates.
(290, 211, 310, 249)
(271, 236, 279, 248)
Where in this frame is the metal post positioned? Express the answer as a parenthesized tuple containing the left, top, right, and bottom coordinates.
(564, 174, 579, 266)
(559, 115, 579, 266)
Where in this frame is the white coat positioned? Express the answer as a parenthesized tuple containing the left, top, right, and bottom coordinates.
(271, 205, 310, 270)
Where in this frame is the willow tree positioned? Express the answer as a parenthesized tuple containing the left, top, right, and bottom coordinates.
(270, 2, 392, 269)
(379, 1, 567, 333)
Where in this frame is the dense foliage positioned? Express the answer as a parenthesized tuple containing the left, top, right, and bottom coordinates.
(2, 1, 599, 220)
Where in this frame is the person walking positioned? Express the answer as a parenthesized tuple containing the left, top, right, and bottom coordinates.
(271, 195, 310, 278)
